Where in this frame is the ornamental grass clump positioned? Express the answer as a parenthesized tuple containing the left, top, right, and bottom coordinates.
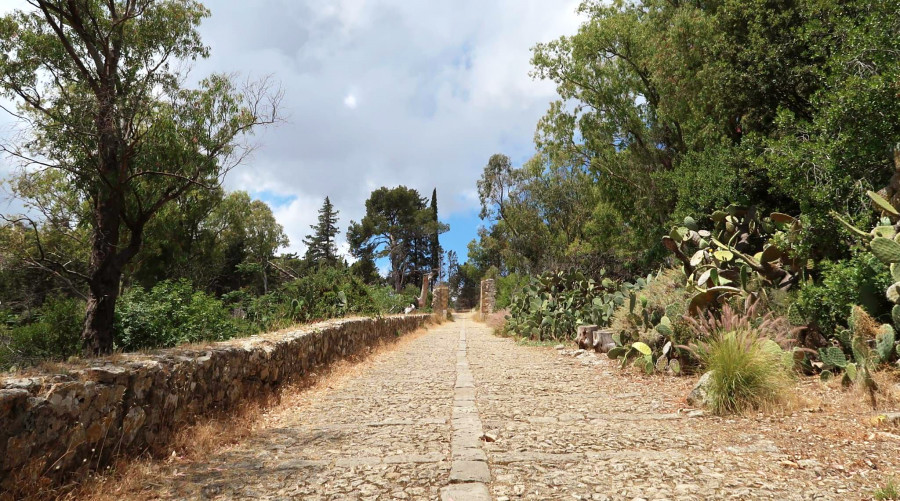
(687, 300, 797, 415)
(695, 329, 794, 414)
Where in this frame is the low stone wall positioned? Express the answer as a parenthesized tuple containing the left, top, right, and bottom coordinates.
(0, 314, 430, 491)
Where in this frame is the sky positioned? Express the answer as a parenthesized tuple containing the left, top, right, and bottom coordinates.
(0, 0, 584, 270)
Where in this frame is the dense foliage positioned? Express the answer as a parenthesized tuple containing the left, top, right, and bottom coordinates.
(465, 0, 900, 278)
(0, 267, 420, 370)
(504, 268, 646, 341)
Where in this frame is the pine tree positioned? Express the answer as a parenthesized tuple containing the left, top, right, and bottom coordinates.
(303, 197, 340, 266)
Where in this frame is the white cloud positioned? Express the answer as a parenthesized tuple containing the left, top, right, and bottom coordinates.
(0, 0, 586, 258)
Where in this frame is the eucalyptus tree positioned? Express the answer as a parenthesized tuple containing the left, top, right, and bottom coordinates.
(0, 1, 282, 354)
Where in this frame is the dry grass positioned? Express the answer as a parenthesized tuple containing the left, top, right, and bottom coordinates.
(31, 325, 434, 501)
(478, 309, 509, 333)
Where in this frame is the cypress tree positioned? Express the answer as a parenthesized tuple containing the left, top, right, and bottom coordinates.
(430, 188, 441, 278)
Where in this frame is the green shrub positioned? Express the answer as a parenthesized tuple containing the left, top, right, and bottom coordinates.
(0, 295, 83, 369)
(240, 267, 413, 332)
(495, 272, 529, 310)
(692, 328, 794, 415)
(796, 252, 893, 340)
(115, 279, 241, 350)
(366, 285, 417, 314)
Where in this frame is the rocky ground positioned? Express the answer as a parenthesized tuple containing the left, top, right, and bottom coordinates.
(100, 313, 899, 500)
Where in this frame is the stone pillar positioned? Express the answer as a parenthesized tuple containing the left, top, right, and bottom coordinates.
(432, 284, 449, 321)
(479, 279, 496, 321)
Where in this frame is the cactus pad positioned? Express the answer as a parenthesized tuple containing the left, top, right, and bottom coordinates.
(867, 190, 900, 216)
(888, 283, 900, 304)
(876, 325, 896, 363)
(607, 346, 627, 359)
(870, 237, 900, 264)
(818, 346, 848, 369)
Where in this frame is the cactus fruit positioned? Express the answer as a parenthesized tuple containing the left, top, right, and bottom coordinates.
(870, 237, 900, 264)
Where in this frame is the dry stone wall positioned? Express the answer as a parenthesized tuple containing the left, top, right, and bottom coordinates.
(0, 314, 429, 491)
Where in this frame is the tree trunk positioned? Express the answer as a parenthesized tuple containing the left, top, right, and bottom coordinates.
(82, 267, 121, 356)
(82, 196, 124, 356)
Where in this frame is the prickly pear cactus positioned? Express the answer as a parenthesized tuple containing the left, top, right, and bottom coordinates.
(607, 346, 627, 359)
(655, 316, 673, 337)
(818, 346, 848, 369)
(842, 362, 858, 387)
(787, 303, 807, 327)
(888, 283, 900, 304)
(871, 237, 900, 264)
(875, 324, 896, 363)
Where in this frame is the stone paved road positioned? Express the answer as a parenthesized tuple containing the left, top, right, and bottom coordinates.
(146, 313, 898, 500)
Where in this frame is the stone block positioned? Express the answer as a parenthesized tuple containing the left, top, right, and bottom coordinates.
(449, 460, 491, 483)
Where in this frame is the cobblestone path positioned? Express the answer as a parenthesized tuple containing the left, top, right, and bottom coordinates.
(149, 313, 897, 500)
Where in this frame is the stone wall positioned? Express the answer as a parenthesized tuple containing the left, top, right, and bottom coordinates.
(479, 279, 496, 320)
(0, 314, 429, 491)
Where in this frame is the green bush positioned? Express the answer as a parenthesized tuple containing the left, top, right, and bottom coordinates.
(796, 252, 893, 340)
(366, 285, 418, 315)
(495, 273, 529, 310)
(115, 279, 241, 350)
(239, 267, 414, 332)
(0, 296, 83, 369)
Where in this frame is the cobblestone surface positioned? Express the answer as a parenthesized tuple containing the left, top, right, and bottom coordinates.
(142, 313, 899, 500)
(467, 323, 900, 501)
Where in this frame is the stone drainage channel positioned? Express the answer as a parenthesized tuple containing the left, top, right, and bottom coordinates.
(440, 320, 492, 501)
